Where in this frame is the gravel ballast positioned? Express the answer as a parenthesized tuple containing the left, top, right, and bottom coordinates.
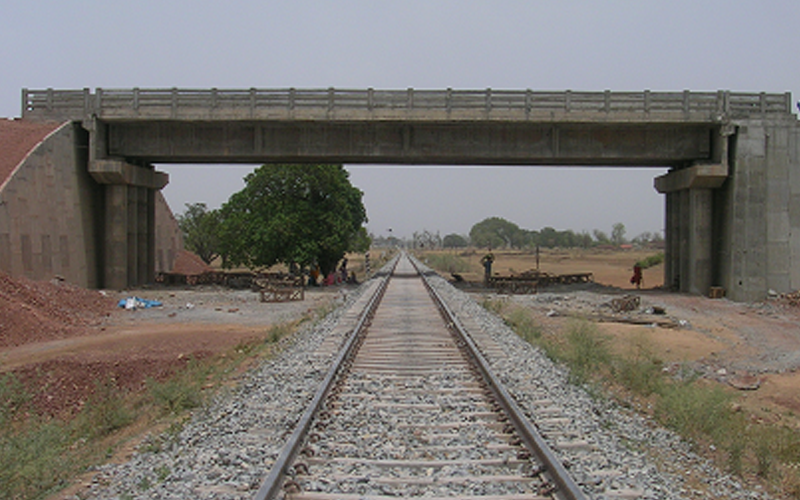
(74, 261, 774, 500)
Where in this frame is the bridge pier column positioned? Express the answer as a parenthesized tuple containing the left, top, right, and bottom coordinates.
(656, 163, 727, 295)
(90, 160, 168, 289)
(106, 185, 129, 290)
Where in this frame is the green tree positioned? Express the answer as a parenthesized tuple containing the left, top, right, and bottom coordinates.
(555, 229, 577, 248)
(442, 233, 469, 248)
(578, 231, 594, 248)
(177, 203, 221, 265)
(539, 226, 558, 248)
(217, 164, 367, 274)
(469, 217, 524, 249)
(525, 229, 540, 247)
(593, 229, 611, 245)
(611, 222, 627, 246)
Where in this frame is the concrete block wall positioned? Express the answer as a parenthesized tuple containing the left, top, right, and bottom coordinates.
(766, 123, 793, 293)
(784, 122, 800, 291)
(720, 118, 800, 302)
(0, 122, 102, 288)
(155, 191, 183, 274)
(0, 121, 184, 289)
(725, 123, 767, 301)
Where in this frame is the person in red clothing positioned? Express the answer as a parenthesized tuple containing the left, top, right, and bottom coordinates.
(630, 264, 643, 289)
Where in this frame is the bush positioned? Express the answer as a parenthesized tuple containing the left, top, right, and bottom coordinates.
(147, 377, 203, 415)
(423, 253, 471, 274)
(561, 319, 611, 385)
(0, 419, 73, 499)
(146, 360, 208, 415)
(479, 296, 507, 316)
(636, 252, 664, 269)
(268, 323, 292, 344)
(612, 335, 664, 397)
(503, 308, 541, 343)
(78, 378, 134, 437)
(655, 380, 736, 442)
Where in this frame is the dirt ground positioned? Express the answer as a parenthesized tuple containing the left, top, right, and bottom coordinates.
(462, 248, 800, 429)
(0, 279, 341, 418)
(449, 247, 666, 289)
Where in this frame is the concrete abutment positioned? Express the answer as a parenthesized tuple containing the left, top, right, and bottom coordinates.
(657, 119, 800, 302)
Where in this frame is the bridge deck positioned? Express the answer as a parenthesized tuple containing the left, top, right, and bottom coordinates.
(22, 88, 793, 123)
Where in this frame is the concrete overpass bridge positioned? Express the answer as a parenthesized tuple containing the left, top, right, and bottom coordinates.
(22, 87, 800, 301)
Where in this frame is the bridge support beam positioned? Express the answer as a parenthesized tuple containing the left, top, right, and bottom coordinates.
(90, 159, 168, 289)
(656, 163, 727, 295)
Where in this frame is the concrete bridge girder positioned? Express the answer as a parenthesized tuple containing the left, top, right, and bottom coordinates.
(104, 121, 715, 166)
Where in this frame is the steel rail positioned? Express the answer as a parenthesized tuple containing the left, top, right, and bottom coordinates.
(252, 255, 400, 500)
(410, 254, 588, 500)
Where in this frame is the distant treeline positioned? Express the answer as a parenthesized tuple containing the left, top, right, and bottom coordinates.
(371, 217, 663, 250)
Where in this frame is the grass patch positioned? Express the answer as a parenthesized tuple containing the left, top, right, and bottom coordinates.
(0, 320, 301, 500)
(0, 372, 30, 426)
(483, 302, 800, 497)
(479, 296, 507, 316)
(147, 369, 205, 416)
(612, 333, 664, 397)
(77, 378, 135, 437)
(655, 380, 736, 441)
(560, 319, 612, 385)
(267, 323, 292, 343)
(503, 307, 541, 343)
(0, 418, 73, 499)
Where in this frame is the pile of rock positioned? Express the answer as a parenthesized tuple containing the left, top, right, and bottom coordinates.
(0, 271, 115, 348)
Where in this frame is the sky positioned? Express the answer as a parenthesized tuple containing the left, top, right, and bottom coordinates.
(2, 1, 798, 239)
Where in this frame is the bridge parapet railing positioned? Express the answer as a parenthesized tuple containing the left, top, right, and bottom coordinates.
(22, 87, 794, 122)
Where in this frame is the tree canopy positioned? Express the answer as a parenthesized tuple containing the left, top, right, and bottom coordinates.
(468, 217, 635, 249)
(442, 233, 469, 248)
(469, 217, 526, 249)
(177, 202, 221, 265)
(611, 222, 627, 246)
(217, 164, 368, 274)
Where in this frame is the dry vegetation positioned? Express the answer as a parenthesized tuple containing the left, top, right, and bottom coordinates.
(418, 247, 800, 498)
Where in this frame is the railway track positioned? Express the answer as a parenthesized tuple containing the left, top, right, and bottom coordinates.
(255, 253, 586, 500)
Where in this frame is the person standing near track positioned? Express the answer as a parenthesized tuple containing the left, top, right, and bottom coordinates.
(481, 251, 495, 286)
